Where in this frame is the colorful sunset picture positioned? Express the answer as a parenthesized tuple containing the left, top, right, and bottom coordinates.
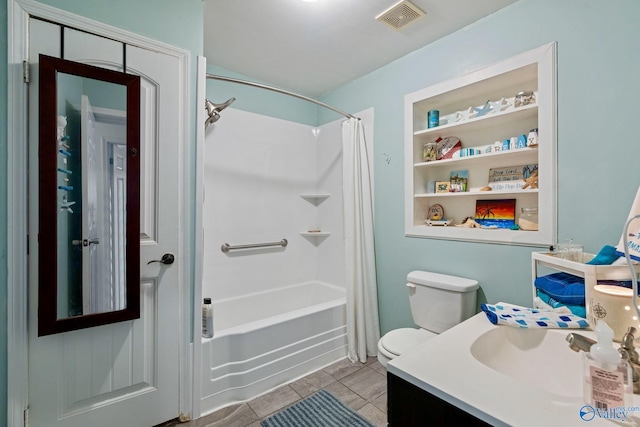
(475, 199, 516, 229)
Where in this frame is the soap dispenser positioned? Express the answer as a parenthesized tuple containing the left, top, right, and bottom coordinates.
(583, 320, 633, 409)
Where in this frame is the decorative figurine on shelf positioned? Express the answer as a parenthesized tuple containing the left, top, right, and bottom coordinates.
(522, 171, 539, 189)
(457, 216, 481, 228)
(488, 97, 505, 114)
(440, 111, 462, 125)
(473, 100, 493, 118)
(515, 90, 536, 107)
(428, 204, 444, 220)
(527, 128, 539, 146)
(459, 106, 476, 121)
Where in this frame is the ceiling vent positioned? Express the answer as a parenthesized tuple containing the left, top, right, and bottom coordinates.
(376, 0, 425, 31)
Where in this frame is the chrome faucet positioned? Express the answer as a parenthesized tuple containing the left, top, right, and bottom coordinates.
(619, 327, 640, 393)
(565, 332, 596, 353)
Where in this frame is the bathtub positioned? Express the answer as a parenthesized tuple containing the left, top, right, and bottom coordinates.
(200, 281, 347, 415)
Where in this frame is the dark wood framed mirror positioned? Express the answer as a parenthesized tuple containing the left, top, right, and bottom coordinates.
(38, 54, 141, 336)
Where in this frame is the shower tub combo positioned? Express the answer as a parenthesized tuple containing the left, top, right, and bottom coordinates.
(200, 281, 347, 414)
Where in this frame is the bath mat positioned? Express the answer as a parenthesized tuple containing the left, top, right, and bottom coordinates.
(260, 389, 374, 427)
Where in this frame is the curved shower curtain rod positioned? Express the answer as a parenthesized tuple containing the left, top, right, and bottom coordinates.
(206, 74, 358, 120)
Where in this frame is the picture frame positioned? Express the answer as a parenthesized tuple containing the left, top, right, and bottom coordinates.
(450, 169, 468, 192)
(475, 199, 516, 229)
(435, 181, 450, 193)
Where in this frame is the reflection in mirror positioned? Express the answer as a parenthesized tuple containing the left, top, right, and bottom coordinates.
(39, 54, 141, 336)
(57, 73, 128, 319)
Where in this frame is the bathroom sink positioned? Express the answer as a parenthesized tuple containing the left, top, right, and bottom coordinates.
(388, 313, 640, 426)
(470, 326, 584, 398)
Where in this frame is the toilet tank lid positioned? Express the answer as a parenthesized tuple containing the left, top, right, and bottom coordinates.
(407, 270, 479, 292)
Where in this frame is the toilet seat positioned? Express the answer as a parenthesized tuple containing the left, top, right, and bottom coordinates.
(378, 327, 436, 358)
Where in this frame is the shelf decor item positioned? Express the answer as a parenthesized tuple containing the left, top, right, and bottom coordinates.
(473, 100, 493, 117)
(488, 164, 538, 191)
(475, 199, 516, 229)
(522, 171, 539, 189)
(436, 136, 461, 160)
(527, 128, 539, 146)
(515, 90, 536, 107)
(427, 204, 445, 220)
(449, 170, 468, 192)
(435, 181, 450, 193)
(427, 110, 439, 128)
(422, 142, 437, 162)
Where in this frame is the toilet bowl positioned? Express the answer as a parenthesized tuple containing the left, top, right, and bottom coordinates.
(377, 270, 478, 367)
(377, 327, 436, 367)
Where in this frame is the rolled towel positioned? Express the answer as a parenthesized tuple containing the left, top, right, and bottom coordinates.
(481, 302, 589, 329)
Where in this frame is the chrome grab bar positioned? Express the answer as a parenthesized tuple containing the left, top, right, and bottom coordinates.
(221, 238, 288, 253)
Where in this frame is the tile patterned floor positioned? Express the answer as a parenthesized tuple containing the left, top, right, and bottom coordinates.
(157, 357, 387, 427)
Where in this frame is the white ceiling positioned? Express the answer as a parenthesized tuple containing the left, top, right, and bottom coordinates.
(203, 0, 517, 98)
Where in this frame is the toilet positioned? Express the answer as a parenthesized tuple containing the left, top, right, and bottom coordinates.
(377, 270, 479, 367)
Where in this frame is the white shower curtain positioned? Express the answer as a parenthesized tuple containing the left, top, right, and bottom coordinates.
(342, 118, 380, 363)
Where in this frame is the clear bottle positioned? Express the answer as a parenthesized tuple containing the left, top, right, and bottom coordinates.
(202, 298, 213, 338)
(518, 207, 538, 231)
(422, 142, 437, 162)
(583, 320, 633, 409)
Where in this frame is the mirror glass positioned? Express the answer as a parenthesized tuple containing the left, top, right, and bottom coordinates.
(39, 54, 141, 336)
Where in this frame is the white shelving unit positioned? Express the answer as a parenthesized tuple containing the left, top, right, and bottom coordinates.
(531, 251, 640, 330)
(404, 42, 557, 246)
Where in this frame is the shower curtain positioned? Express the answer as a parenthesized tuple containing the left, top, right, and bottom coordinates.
(342, 118, 380, 363)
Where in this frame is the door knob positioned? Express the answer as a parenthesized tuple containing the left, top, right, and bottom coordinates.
(147, 253, 175, 265)
(71, 238, 100, 247)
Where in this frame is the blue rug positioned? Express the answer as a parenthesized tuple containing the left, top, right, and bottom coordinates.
(260, 390, 375, 427)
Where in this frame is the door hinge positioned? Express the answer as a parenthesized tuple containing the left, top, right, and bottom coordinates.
(23, 61, 30, 84)
(24, 407, 29, 426)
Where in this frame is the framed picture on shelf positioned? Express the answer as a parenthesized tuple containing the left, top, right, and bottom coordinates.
(475, 199, 516, 229)
(436, 181, 450, 193)
(450, 170, 468, 192)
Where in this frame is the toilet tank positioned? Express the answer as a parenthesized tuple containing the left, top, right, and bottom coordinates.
(407, 270, 479, 334)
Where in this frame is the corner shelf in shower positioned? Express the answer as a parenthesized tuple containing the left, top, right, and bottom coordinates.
(299, 231, 331, 237)
(300, 231, 330, 246)
(300, 193, 330, 206)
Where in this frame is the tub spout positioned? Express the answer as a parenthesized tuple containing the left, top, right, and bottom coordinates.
(566, 333, 596, 353)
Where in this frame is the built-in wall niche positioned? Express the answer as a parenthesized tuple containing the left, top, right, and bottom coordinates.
(404, 42, 557, 246)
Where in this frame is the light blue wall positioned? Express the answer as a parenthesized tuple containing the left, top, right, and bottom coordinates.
(318, 0, 640, 333)
(35, 0, 203, 54)
(206, 65, 320, 126)
(4, 0, 640, 422)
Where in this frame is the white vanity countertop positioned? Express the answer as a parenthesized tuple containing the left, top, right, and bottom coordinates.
(387, 313, 640, 427)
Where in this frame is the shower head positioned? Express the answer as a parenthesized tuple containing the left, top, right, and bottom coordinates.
(205, 97, 236, 128)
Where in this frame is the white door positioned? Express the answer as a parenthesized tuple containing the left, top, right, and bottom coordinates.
(79, 95, 101, 313)
(27, 19, 184, 427)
